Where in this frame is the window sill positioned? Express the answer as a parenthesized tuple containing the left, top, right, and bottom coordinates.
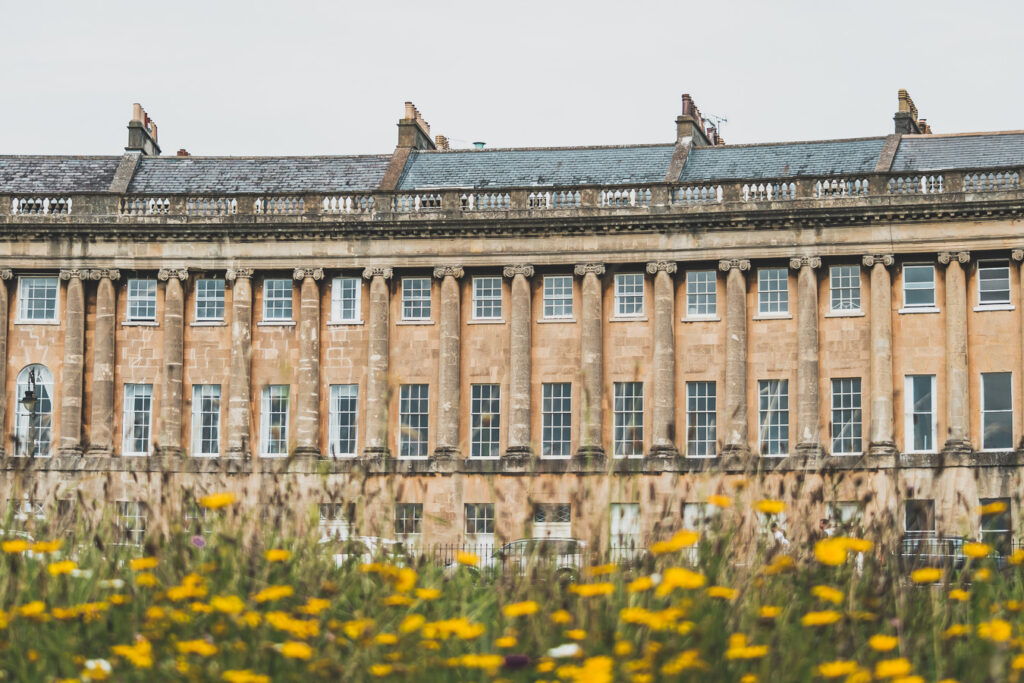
(257, 320, 296, 327)
(831, 452, 864, 457)
(610, 316, 648, 323)
(682, 316, 720, 323)
(824, 310, 865, 318)
(974, 304, 1014, 312)
(191, 321, 227, 327)
(760, 453, 789, 458)
(685, 454, 718, 459)
(328, 320, 363, 326)
(15, 320, 59, 326)
(905, 450, 938, 455)
(396, 320, 434, 326)
(752, 314, 792, 321)
(537, 317, 576, 324)
(260, 453, 288, 459)
(122, 320, 158, 327)
(467, 319, 505, 325)
(898, 307, 940, 315)
(191, 454, 220, 458)
(122, 453, 149, 457)
(396, 455, 430, 460)
(539, 455, 572, 460)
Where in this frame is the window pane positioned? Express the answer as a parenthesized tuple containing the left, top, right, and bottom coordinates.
(613, 382, 643, 457)
(615, 273, 644, 316)
(263, 279, 292, 320)
(332, 277, 360, 321)
(470, 384, 500, 458)
(195, 279, 225, 320)
(191, 384, 220, 456)
(329, 384, 358, 456)
(542, 383, 572, 457)
(686, 381, 716, 456)
(979, 263, 1010, 304)
(909, 375, 934, 452)
(127, 279, 157, 321)
(395, 503, 422, 536)
(831, 377, 862, 454)
(15, 365, 53, 456)
(758, 379, 789, 455)
(20, 277, 58, 321)
(473, 277, 502, 319)
(543, 276, 573, 318)
(399, 384, 429, 457)
(686, 270, 716, 317)
(123, 384, 153, 454)
(829, 265, 861, 311)
(262, 385, 289, 455)
(402, 278, 431, 320)
(982, 372, 1013, 449)
(758, 269, 788, 314)
(465, 503, 495, 536)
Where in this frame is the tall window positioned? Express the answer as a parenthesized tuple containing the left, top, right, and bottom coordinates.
(394, 503, 423, 537)
(328, 384, 359, 457)
(402, 277, 431, 320)
(904, 500, 935, 534)
(686, 381, 717, 457)
(902, 265, 935, 309)
(465, 503, 495, 543)
(686, 270, 716, 318)
(758, 379, 789, 456)
(18, 276, 58, 322)
(533, 503, 571, 537)
(613, 382, 644, 457)
(14, 364, 53, 457)
(614, 273, 644, 317)
(541, 383, 572, 457)
(979, 498, 1011, 555)
(191, 384, 221, 456)
(319, 502, 353, 541)
(904, 375, 936, 452)
(829, 265, 861, 312)
(263, 279, 293, 321)
(116, 501, 147, 546)
(682, 502, 719, 532)
(758, 268, 788, 314)
(473, 277, 502, 319)
(195, 279, 225, 321)
(831, 378, 862, 454)
(126, 278, 157, 321)
(543, 275, 573, 318)
(610, 503, 641, 555)
(122, 383, 153, 455)
(470, 384, 500, 458)
(331, 276, 361, 322)
(399, 384, 429, 457)
(261, 385, 290, 456)
(981, 372, 1013, 450)
(978, 261, 1011, 306)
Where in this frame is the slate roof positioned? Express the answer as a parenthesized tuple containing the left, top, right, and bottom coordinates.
(891, 133, 1024, 172)
(127, 156, 392, 194)
(396, 145, 676, 190)
(0, 156, 121, 193)
(678, 138, 887, 182)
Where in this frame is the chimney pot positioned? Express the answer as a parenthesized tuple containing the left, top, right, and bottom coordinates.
(177, 148, 190, 157)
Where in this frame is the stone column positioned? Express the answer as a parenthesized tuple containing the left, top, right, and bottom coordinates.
(719, 259, 750, 454)
(294, 267, 324, 457)
(87, 268, 122, 455)
(363, 267, 393, 457)
(433, 265, 464, 458)
(939, 251, 971, 453)
(58, 269, 86, 456)
(158, 268, 187, 456)
(864, 254, 896, 455)
(646, 261, 678, 456)
(1013, 249, 1024, 449)
(790, 256, 822, 456)
(574, 264, 605, 457)
(225, 267, 254, 457)
(503, 265, 534, 458)
(0, 270, 11, 457)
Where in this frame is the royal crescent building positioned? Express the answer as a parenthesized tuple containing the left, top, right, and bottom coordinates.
(1, 92, 1024, 551)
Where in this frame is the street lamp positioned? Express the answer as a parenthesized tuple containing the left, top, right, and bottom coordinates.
(20, 368, 37, 457)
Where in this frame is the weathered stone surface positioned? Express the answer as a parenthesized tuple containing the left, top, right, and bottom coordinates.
(575, 264, 605, 455)
(294, 270, 322, 457)
(363, 267, 391, 456)
(505, 265, 533, 456)
(226, 270, 252, 457)
(720, 259, 749, 453)
(58, 270, 84, 455)
(865, 255, 896, 454)
(87, 271, 118, 455)
(648, 262, 677, 454)
(791, 257, 821, 452)
(940, 251, 971, 451)
(434, 266, 462, 457)
(159, 275, 184, 455)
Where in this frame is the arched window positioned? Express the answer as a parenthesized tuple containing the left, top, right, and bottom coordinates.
(15, 364, 53, 456)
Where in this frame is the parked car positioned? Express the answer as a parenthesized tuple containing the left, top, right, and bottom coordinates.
(318, 535, 415, 568)
(493, 537, 587, 582)
(899, 534, 965, 572)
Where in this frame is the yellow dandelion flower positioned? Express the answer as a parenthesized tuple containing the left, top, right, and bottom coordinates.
(963, 542, 991, 559)
(874, 658, 912, 678)
(550, 609, 573, 624)
(18, 601, 46, 617)
(374, 633, 398, 645)
(222, 671, 270, 683)
(812, 585, 844, 605)
(740, 676, 758, 683)
(948, 589, 970, 602)
(503, 601, 540, 618)
(176, 639, 218, 657)
(978, 619, 1012, 642)
(655, 567, 706, 596)
(277, 641, 313, 660)
(2, 539, 28, 554)
(614, 641, 633, 656)
(650, 530, 699, 555)
(211, 595, 246, 614)
(1012, 654, 1024, 670)
(264, 549, 291, 562)
(415, 588, 441, 601)
(801, 610, 841, 627)
(298, 598, 330, 616)
(707, 585, 738, 600)
(763, 555, 796, 575)
(30, 540, 63, 553)
(370, 664, 393, 677)
(759, 605, 781, 619)
(456, 551, 479, 567)
(979, 500, 1008, 515)
(755, 499, 785, 515)
(129, 557, 158, 571)
(566, 629, 586, 640)
(47, 560, 77, 576)
(199, 492, 236, 509)
(814, 538, 848, 566)
(1009, 549, 1024, 566)
(707, 494, 732, 508)
(660, 650, 707, 674)
(343, 618, 374, 640)
(399, 614, 425, 633)
(869, 634, 899, 651)
(394, 567, 418, 593)
(112, 637, 153, 669)
(495, 636, 517, 648)
(975, 568, 993, 582)
(569, 582, 615, 597)
(586, 563, 617, 577)
(627, 576, 654, 593)
(253, 585, 293, 603)
(910, 568, 942, 584)
(943, 624, 970, 639)
(817, 660, 859, 678)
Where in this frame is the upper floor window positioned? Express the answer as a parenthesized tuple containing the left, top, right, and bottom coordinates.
(541, 383, 572, 458)
(613, 382, 644, 458)
(758, 379, 789, 456)
(685, 381, 716, 458)
(122, 383, 153, 456)
(263, 279, 293, 321)
(328, 384, 359, 457)
(831, 378, 862, 455)
(978, 261, 1011, 306)
(614, 273, 644, 317)
(904, 375, 936, 452)
(473, 277, 502, 320)
(685, 270, 716, 318)
(758, 268, 788, 315)
(470, 384, 500, 458)
(402, 277, 431, 321)
(126, 278, 157, 322)
(829, 265, 861, 312)
(395, 503, 423, 538)
(399, 384, 429, 458)
(543, 275, 573, 319)
(981, 372, 1012, 450)
(191, 384, 221, 457)
(261, 385, 290, 457)
(902, 265, 935, 309)
(195, 279, 225, 321)
(331, 277, 361, 322)
(18, 276, 58, 323)
(14, 364, 53, 457)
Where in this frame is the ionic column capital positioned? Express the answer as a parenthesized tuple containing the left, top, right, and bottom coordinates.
(574, 263, 605, 277)
(434, 265, 466, 279)
(59, 268, 86, 280)
(862, 254, 895, 268)
(645, 261, 677, 275)
(502, 265, 533, 279)
(225, 267, 255, 282)
(0, 269, 13, 280)
(86, 268, 121, 281)
(788, 256, 822, 270)
(938, 251, 971, 265)
(293, 267, 324, 281)
(1012, 249, 1024, 262)
(362, 266, 393, 280)
(718, 259, 751, 272)
(158, 267, 188, 281)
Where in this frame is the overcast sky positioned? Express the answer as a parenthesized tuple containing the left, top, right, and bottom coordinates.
(2, 0, 1021, 156)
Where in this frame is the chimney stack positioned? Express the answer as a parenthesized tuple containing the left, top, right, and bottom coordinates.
(434, 135, 450, 151)
(126, 103, 161, 156)
(894, 89, 933, 135)
(675, 94, 713, 147)
(397, 101, 437, 150)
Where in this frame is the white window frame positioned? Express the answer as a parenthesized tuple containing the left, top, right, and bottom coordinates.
(401, 277, 432, 321)
(319, 502, 354, 541)
(609, 503, 642, 558)
(17, 276, 59, 324)
(472, 276, 503, 320)
(757, 268, 789, 315)
(977, 260, 1011, 308)
(830, 377, 863, 455)
(14, 364, 54, 457)
(904, 375, 937, 453)
(543, 275, 573, 319)
(262, 278, 293, 322)
(532, 503, 571, 537)
(685, 270, 717, 319)
(328, 384, 359, 457)
(122, 383, 153, 456)
(399, 384, 429, 458)
(979, 497, 1011, 553)
(981, 372, 1013, 451)
(470, 384, 500, 458)
(904, 499, 935, 534)
(195, 278, 226, 322)
(331, 276, 361, 323)
(191, 384, 221, 457)
(465, 503, 495, 542)
(902, 264, 936, 310)
(541, 382, 572, 458)
(685, 381, 717, 458)
(758, 379, 789, 456)
(614, 273, 645, 317)
(394, 503, 423, 538)
(116, 501, 147, 546)
(829, 265, 861, 312)
(126, 278, 157, 322)
(260, 384, 290, 457)
(613, 381, 644, 458)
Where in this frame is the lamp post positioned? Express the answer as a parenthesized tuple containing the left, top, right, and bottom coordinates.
(20, 368, 37, 458)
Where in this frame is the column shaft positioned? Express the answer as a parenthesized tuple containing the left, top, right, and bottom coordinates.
(0, 272, 10, 457)
(576, 264, 605, 456)
(1016, 250, 1024, 449)
(88, 271, 119, 455)
(226, 269, 253, 457)
(942, 252, 970, 451)
(434, 267, 463, 457)
(866, 256, 895, 453)
(505, 266, 533, 457)
(792, 258, 821, 453)
(364, 268, 392, 456)
(721, 260, 750, 453)
(59, 271, 85, 455)
(160, 276, 185, 454)
(648, 262, 677, 454)
(295, 270, 323, 457)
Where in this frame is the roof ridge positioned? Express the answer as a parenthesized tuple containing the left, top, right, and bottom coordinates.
(900, 130, 1024, 139)
(689, 136, 887, 151)
(137, 154, 393, 161)
(413, 142, 676, 154)
(0, 155, 122, 160)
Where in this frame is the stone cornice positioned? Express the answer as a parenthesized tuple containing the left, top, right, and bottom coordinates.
(501, 265, 533, 278)
(434, 265, 466, 279)
(157, 267, 188, 281)
(862, 254, 895, 268)
(224, 267, 254, 281)
(938, 251, 971, 265)
(718, 259, 751, 272)
(645, 261, 677, 274)
(574, 263, 606, 276)
(293, 267, 324, 281)
(788, 256, 822, 270)
(362, 266, 393, 280)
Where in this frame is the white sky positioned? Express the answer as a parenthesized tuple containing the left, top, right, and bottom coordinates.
(1, 0, 1022, 156)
